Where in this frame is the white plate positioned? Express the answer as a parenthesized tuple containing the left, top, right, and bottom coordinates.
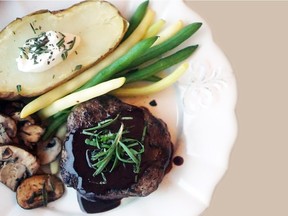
(0, 0, 237, 216)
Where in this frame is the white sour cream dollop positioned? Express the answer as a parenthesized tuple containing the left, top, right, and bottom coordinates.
(16, 31, 80, 73)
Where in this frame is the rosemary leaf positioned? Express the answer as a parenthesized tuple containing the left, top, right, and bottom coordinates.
(119, 141, 139, 165)
(84, 115, 145, 180)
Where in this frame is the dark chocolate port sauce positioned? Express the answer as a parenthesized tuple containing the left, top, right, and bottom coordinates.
(77, 193, 121, 213)
(173, 156, 184, 166)
(63, 108, 153, 213)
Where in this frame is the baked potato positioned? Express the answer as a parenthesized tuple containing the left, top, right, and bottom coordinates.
(0, 0, 128, 99)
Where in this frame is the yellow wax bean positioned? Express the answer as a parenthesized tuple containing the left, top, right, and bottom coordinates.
(112, 62, 188, 97)
(144, 19, 166, 38)
(153, 20, 184, 46)
(39, 77, 126, 119)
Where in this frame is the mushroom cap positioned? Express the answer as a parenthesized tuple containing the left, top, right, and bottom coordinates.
(37, 137, 62, 165)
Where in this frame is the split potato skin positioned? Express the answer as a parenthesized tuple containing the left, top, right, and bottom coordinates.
(0, 0, 128, 99)
(16, 174, 65, 209)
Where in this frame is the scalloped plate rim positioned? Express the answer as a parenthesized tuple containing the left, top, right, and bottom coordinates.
(0, 1, 238, 216)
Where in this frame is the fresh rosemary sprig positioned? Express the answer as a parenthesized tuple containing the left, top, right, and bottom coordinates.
(41, 182, 48, 207)
(82, 115, 145, 180)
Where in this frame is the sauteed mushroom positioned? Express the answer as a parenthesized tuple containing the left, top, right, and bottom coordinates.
(11, 111, 35, 125)
(37, 137, 62, 165)
(20, 124, 45, 144)
(0, 114, 17, 144)
(16, 174, 65, 209)
(0, 145, 39, 191)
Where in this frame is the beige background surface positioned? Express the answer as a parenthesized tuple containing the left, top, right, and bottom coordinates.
(184, 1, 288, 216)
(0, 1, 286, 215)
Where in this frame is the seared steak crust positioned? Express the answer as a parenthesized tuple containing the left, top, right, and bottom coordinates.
(61, 95, 173, 200)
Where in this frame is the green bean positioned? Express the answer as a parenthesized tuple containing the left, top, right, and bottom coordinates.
(42, 110, 70, 140)
(78, 36, 158, 90)
(125, 45, 198, 83)
(42, 22, 157, 140)
(122, 0, 149, 41)
(127, 22, 202, 69)
(112, 62, 189, 97)
(144, 75, 162, 82)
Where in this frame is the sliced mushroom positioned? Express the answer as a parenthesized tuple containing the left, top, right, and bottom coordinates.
(10, 111, 36, 125)
(0, 163, 27, 190)
(0, 145, 39, 191)
(0, 114, 17, 144)
(20, 124, 45, 144)
(37, 137, 62, 165)
(16, 174, 65, 209)
(0, 126, 12, 144)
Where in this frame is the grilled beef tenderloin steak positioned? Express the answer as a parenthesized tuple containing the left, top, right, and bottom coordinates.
(60, 95, 173, 201)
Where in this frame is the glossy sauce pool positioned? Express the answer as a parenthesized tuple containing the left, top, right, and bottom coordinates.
(77, 193, 121, 213)
(63, 108, 160, 213)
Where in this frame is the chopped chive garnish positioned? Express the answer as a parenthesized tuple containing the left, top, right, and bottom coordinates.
(16, 85, 22, 93)
(18, 47, 29, 59)
(74, 64, 82, 71)
(56, 37, 65, 48)
(61, 51, 68, 60)
(29, 22, 36, 34)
